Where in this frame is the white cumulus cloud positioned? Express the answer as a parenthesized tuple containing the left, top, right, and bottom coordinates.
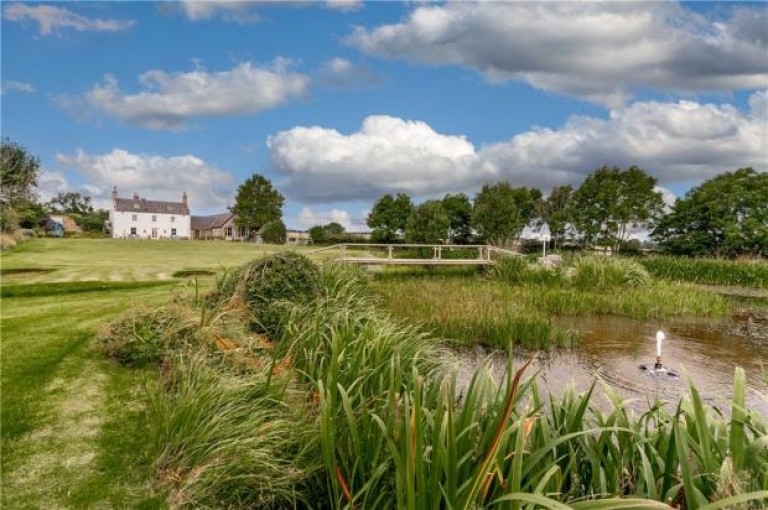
(268, 115, 485, 201)
(176, 0, 359, 22)
(317, 57, 382, 88)
(3, 3, 135, 36)
(348, 2, 768, 107)
(178, 1, 260, 23)
(296, 207, 367, 230)
(36, 170, 70, 203)
(268, 92, 767, 202)
(70, 60, 309, 130)
(325, 0, 362, 12)
(55, 149, 235, 210)
(1, 80, 36, 95)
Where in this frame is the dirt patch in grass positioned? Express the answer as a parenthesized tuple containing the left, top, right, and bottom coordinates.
(0, 267, 57, 280)
(172, 269, 216, 278)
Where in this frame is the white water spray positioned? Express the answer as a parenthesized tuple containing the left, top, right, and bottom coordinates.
(656, 330, 665, 358)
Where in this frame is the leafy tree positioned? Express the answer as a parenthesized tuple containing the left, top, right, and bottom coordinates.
(15, 201, 45, 229)
(367, 193, 413, 242)
(1, 138, 40, 204)
(73, 209, 109, 234)
(308, 225, 327, 244)
(406, 200, 450, 244)
(570, 166, 663, 252)
(230, 174, 284, 239)
(308, 222, 346, 244)
(324, 222, 345, 238)
(652, 168, 768, 258)
(442, 193, 473, 244)
(472, 182, 542, 247)
(47, 191, 94, 214)
(537, 185, 573, 249)
(261, 219, 287, 244)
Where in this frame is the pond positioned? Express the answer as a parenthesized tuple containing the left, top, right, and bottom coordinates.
(456, 312, 768, 417)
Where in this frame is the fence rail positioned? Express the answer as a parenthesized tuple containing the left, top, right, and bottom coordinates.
(307, 243, 521, 266)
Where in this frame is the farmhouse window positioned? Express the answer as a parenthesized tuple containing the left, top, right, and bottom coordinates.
(152, 228, 158, 239)
(152, 215, 157, 222)
(171, 216, 175, 223)
(171, 228, 177, 237)
(132, 214, 137, 222)
(130, 227, 137, 236)
(226, 227, 233, 237)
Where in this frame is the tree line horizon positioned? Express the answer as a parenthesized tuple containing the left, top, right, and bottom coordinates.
(315, 165, 766, 259)
(2, 138, 765, 257)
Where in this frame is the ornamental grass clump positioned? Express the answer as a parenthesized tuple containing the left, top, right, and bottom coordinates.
(214, 252, 322, 338)
(490, 256, 567, 286)
(572, 256, 650, 289)
(99, 305, 200, 367)
(145, 352, 317, 509)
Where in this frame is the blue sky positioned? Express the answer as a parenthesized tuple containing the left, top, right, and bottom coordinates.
(2, 1, 766, 230)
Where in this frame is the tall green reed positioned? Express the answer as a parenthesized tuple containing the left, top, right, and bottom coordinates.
(639, 257, 768, 288)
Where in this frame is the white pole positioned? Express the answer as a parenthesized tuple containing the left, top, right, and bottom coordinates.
(542, 239, 546, 258)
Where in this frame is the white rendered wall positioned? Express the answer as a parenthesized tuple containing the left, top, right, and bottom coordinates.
(111, 210, 191, 239)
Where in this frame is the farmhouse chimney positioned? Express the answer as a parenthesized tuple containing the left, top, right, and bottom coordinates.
(112, 186, 118, 207)
(182, 191, 188, 207)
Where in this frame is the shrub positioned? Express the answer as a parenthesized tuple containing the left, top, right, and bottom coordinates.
(572, 256, 649, 289)
(490, 256, 566, 286)
(490, 256, 530, 283)
(99, 305, 199, 367)
(215, 252, 322, 337)
(261, 219, 286, 244)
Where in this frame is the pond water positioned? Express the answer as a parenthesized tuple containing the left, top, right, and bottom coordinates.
(455, 312, 768, 418)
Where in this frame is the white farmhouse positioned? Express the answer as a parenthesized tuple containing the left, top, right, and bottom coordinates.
(108, 187, 191, 239)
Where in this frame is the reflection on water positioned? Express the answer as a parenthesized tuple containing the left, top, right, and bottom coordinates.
(455, 315, 768, 418)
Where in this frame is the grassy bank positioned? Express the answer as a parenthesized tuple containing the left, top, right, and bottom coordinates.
(0, 238, 298, 506)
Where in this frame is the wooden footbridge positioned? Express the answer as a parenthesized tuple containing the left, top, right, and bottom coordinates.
(308, 243, 520, 266)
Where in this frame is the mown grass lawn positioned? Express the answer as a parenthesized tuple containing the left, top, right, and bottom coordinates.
(1, 238, 301, 507)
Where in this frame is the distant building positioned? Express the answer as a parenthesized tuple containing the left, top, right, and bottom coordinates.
(107, 187, 191, 239)
(287, 230, 310, 245)
(40, 215, 81, 237)
(40, 216, 65, 237)
(191, 213, 248, 241)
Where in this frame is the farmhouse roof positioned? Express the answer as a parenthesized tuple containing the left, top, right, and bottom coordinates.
(191, 212, 234, 230)
(114, 196, 189, 215)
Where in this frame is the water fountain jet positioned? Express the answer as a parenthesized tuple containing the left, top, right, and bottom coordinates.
(639, 330, 680, 378)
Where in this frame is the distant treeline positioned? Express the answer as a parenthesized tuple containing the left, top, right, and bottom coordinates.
(311, 166, 764, 258)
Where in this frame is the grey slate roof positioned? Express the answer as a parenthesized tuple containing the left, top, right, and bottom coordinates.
(191, 213, 234, 231)
(115, 197, 189, 215)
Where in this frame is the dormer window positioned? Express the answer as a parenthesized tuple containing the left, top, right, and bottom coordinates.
(134, 203, 139, 209)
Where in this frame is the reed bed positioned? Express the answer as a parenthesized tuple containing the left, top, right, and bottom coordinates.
(275, 272, 768, 508)
(375, 276, 731, 349)
(639, 256, 768, 288)
(111, 255, 766, 508)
